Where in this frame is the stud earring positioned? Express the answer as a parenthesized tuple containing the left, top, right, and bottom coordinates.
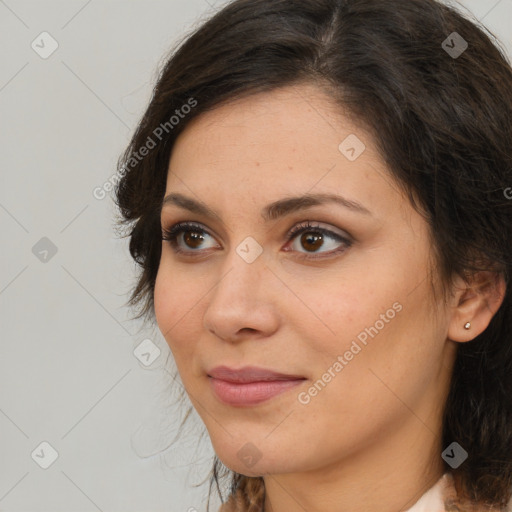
(464, 322, 471, 329)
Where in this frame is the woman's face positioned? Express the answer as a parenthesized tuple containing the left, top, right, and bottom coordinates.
(154, 84, 456, 481)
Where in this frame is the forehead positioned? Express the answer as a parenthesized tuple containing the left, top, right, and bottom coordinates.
(164, 84, 402, 221)
(172, 86, 360, 169)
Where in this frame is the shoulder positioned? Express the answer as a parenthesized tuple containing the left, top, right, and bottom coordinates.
(407, 472, 512, 512)
(217, 500, 236, 512)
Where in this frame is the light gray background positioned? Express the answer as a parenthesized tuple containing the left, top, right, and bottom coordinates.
(1, 1, 511, 511)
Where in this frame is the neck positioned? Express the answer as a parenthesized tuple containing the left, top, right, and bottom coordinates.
(263, 413, 446, 512)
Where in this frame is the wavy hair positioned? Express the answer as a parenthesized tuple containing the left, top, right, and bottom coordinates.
(114, 0, 512, 509)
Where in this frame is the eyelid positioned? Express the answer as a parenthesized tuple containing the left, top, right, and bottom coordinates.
(282, 221, 352, 259)
(285, 220, 352, 242)
(162, 221, 220, 249)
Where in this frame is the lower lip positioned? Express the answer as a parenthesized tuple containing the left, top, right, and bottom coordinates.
(209, 377, 305, 406)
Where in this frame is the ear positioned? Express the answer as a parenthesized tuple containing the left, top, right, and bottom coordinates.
(447, 270, 506, 343)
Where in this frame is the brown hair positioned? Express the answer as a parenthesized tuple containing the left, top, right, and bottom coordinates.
(114, 0, 512, 509)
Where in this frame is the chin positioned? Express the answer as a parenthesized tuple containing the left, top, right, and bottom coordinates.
(211, 438, 302, 477)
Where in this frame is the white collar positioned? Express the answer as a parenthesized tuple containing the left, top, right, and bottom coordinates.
(404, 473, 451, 512)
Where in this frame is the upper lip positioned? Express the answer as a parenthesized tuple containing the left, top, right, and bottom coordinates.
(207, 365, 306, 383)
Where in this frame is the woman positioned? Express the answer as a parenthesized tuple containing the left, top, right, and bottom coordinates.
(114, 0, 512, 510)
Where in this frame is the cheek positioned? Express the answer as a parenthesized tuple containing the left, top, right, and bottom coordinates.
(303, 259, 437, 392)
(154, 265, 197, 350)
(153, 268, 172, 337)
(297, 272, 398, 355)
(154, 267, 205, 389)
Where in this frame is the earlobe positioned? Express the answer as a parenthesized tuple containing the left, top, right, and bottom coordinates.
(447, 270, 506, 343)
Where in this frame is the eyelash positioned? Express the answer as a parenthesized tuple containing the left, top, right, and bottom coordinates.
(161, 221, 352, 260)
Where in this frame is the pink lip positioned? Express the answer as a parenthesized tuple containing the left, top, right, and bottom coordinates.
(207, 366, 306, 406)
(208, 365, 305, 383)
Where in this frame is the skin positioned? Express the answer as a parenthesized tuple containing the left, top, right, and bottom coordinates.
(154, 83, 505, 512)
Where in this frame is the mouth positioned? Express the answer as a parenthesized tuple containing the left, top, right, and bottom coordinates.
(207, 365, 307, 406)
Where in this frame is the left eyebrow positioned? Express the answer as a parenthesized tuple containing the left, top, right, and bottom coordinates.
(161, 191, 373, 223)
(261, 192, 373, 220)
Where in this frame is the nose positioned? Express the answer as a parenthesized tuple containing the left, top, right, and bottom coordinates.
(202, 247, 280, 343)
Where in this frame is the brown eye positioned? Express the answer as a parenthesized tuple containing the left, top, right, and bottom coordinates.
(286, 221, 352, 258)
(300, 232, 324, 252)
(162, 222, 219, 255)
(183, 230, 205, 249)
(162, 220, 352, 260)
